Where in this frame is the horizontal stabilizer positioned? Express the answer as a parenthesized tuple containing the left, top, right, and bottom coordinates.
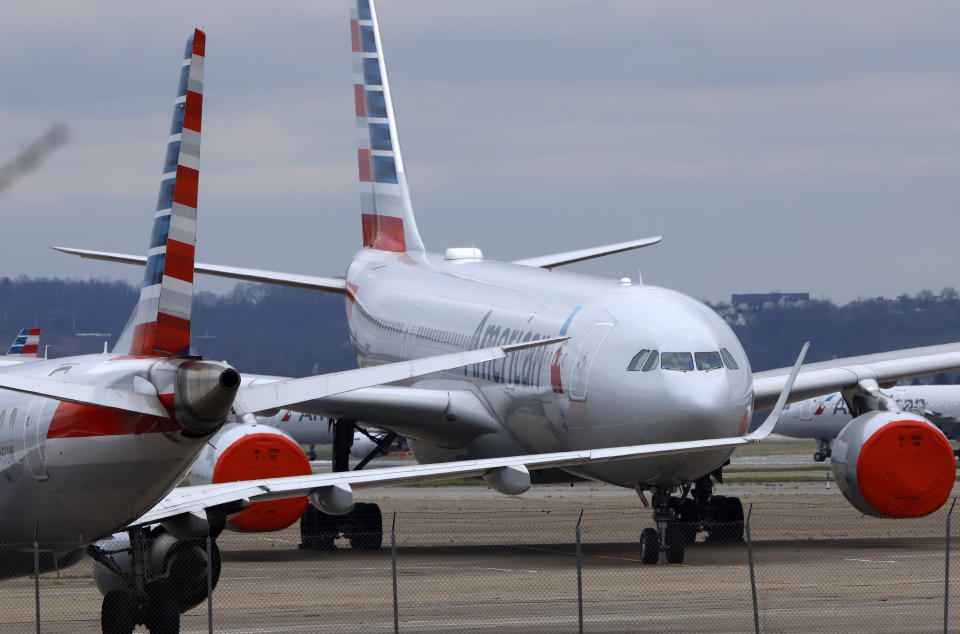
(233, 337, 566, 416)
(512, 236, 662, 269)
(0, 372, 170, 417)
(52, 247, 347, 294)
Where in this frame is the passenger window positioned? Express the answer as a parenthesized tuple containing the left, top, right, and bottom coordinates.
(627, 349, 651, 371)
(642, 351, 659, 372)
(720, 348, 739, 370)
(661, 352, 694, 372)
(695, 351, 723, 371)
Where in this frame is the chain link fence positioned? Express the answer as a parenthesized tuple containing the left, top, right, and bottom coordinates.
(3, 493, 960, 633)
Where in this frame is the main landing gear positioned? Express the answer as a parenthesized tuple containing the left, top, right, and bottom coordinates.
(813, 438, 832, 462)
(639, 475, 745, 565)
(299, 418, 386, 551)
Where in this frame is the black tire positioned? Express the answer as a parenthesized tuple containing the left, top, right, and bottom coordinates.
(300, 506, 337, 551)
(101, 590, 136, 634)
(144, 580, 180, 634)
(813, 451, 826, 462)
(639, 527, 659, 565)
(349, 502, 383, 551)
(664, 525, 686, 565)
(706, 496, 744, 543)
(676, 498, 699, 544)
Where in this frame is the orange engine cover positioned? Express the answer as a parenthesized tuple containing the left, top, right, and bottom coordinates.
(212, 432, 312, 532)
(832, 411, 956, 518)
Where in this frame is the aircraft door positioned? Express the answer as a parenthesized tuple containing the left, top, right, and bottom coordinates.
(568, 322, 615, 401)
(22, 397, 49, 481)
(799, 399, 814, 421)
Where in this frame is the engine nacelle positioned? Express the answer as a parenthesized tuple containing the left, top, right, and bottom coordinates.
(92, 527, 220, 614)
(188, 423, 312, 532)
(831, 410, 956, 518)
(174, 360, 241, 437)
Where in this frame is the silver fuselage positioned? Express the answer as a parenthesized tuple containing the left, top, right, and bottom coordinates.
(0, 355, 208, 575)
(345, 249, 754, 488)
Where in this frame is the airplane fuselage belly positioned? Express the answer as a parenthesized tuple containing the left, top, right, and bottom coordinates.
(346, 250, 753, 488)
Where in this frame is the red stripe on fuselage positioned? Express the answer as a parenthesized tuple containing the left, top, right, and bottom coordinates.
(47, 401, 181, 439)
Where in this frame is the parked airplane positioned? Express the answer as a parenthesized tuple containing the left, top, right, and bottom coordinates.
(58, 0, 960, 567)
(0, 30, 589, 632)
(777, 386, 960, 461)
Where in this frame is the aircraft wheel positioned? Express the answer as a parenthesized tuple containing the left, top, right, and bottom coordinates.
(639, 527, 660, 565)
(100, 590, 136, 634)
(300, 506, 337, 551)
(349, 502, 383, 551)
(706, 496, 744, 543)
(143, 580, 180, 634)
(664, 525, 686, 564)
(677, 497, 699, 544)
(813, 451, 826, 462)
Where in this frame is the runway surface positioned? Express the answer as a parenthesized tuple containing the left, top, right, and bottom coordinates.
(4, 478, 960, 632)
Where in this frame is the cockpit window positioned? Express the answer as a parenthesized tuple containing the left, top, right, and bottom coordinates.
(641, 350, 659, 372)
(695, 351, 723, 371)
(627, 349, 651, 371)
(720, 347, 739, 370)
(661, 352, 694, 372)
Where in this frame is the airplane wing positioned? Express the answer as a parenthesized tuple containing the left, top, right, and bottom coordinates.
(51, 247, 346, 294)
(134, 344, 807, 527)
(511, 236, 662, 268)
(753, 342, 960, 410)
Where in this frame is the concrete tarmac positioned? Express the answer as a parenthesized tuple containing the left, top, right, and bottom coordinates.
(5, 480, 959, 633)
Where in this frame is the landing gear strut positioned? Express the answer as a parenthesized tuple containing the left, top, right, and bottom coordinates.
(299, 419, 385, 551)
(638, 474, 745, 565)
(813, 438, 832, 462)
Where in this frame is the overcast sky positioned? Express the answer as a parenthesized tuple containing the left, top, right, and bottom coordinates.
(1, 1, 957, 304)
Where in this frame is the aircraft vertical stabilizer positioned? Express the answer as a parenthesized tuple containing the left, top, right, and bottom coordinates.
(116, 29, 205, 356)
(351, 0, 424, 253)
(6, 328, 40, 357)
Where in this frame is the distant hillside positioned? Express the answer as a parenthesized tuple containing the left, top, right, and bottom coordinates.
(1, 277, 958, 382)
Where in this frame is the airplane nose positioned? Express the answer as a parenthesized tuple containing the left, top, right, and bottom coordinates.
(662, 371, 745, 438)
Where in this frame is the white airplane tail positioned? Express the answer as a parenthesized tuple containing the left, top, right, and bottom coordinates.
(351, 0, 424, 253)
(114, 30, 205, 356)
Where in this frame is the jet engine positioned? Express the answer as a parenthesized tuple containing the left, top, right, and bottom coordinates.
(831, 410, 956, 518)
(173, 360, 241, 437)
(92, 527, 220, 614)
(188, 423, 312, 532)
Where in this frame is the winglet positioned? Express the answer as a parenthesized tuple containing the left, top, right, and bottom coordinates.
(6, 328, 40, 357)
(117, 29, 205, 356)
(746, 341, 809, 441)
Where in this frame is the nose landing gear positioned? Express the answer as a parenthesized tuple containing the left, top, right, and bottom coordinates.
(638, 475, 745, 565)
(813, 438, 832, 462)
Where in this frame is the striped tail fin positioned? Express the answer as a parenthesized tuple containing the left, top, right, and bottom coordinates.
(117, 29, 205, 357)
(7, 329, 40, 357)
(351, 0, 424, 253)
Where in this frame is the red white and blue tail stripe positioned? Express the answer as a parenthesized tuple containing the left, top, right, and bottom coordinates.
(6, 328, 40, 357)
(123, 29, 204, 356)
(352, 0, 424, 253)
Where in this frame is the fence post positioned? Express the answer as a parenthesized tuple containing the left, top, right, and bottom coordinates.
(392, 512, 399, 634)
(745, 504, 759, 634)
(206, 533, 214, 634)
(33, 540, 40, 634)
(576, 509, 584, 634)
(945, 498, 956, 634)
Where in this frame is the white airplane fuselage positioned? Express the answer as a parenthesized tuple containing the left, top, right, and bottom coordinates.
(346, 249, 754, 488)
(0, 355, 211, 574)
(777, 385, 960, 441)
